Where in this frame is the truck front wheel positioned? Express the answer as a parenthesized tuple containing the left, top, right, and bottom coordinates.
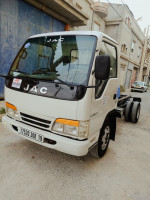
(90, 119, 111, 158)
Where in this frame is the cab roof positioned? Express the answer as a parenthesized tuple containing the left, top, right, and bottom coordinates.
(30, 31, 118, 45)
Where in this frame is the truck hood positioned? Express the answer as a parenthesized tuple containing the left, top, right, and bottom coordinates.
(5, 87, 78, 121)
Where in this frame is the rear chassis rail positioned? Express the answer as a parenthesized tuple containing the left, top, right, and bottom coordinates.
(116, 95, 141, 118)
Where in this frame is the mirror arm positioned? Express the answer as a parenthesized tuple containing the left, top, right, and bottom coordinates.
(82, 80, 102, 88)
(0, 74, 10, 79)
(92, 70, 95, 75)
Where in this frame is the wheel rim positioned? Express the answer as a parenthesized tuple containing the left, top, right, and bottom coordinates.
(101, 125, 110, 150)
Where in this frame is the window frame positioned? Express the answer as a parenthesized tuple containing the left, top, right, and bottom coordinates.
(99, 41, 118, 78)
(95, 40, 118, 99)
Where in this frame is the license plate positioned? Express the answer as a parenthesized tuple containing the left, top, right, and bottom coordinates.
(18, 127, 44, 142)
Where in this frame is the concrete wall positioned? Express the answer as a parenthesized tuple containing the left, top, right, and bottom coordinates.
(105, 3, 145, 89)
(72, 0, 105, 32)
(0, 0, 65, 98)
(105, 24, 119, 41)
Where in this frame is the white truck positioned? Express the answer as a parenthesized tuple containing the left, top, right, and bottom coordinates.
(1, 31, 141, 158)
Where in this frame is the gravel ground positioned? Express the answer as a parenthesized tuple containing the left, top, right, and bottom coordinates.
(0, 100, 5, 108)
(0, 91, 150, 200)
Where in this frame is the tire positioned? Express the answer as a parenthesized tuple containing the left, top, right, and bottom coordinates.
(124, 101, 133, 122)
(131, 101, 141, 123)
(90, 119, 111, 158)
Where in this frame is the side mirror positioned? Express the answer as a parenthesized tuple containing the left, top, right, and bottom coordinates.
(95, 55, 110, 80)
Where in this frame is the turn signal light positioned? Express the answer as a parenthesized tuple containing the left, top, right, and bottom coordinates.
(55, 119, 79, 127)
(52, 119, 89, 139)
(6, 102, 17, 111)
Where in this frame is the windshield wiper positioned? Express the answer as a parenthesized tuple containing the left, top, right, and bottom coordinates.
(0, 74, 12, 78)
(11, 69, 30, 77)
(32, 70, 75, 89)
(10, 70, 39, 84)
(0, 70, 31, 79)
(54, 77, 75, 89)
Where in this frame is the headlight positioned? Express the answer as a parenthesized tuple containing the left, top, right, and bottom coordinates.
(52, 118, 89, 139)
(6, 102, 19, 120)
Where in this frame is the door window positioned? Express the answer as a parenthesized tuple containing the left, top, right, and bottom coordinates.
(95, 41, 117, 99)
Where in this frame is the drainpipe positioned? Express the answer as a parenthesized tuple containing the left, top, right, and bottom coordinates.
(138, 25, 149, 81)
(124, 30, 134, 89)
(91, 9, 95, 31)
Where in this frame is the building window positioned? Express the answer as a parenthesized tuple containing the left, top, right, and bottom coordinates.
(125, 16, 131, 28)
(121, 44, 127, 54)
(131, 41, 136, 53)
(137, 47, 142, 57)
(125, 17, 128, 25)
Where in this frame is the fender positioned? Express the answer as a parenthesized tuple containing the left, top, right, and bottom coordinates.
(103, 109, 117, 141)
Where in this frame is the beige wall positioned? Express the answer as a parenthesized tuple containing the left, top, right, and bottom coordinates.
(105, 24, 119, 41)
(66, 0, 150, 86)
(70, 0, 105, 32)
(105, 3, 146, 88)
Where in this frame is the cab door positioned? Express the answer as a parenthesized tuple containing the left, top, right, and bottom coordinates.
(89, 39, 119, 139)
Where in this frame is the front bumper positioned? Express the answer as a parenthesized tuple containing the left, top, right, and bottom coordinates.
(131, 87, 145, 92)
(2, 116, 90, 156)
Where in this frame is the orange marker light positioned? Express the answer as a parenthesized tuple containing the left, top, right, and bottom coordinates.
(6, 102, 17, 111)
(55, 118, 79, 127)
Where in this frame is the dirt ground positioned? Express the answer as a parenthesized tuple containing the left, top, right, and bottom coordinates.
(0, 91, 150, 200)
(0, 101, 5, 122)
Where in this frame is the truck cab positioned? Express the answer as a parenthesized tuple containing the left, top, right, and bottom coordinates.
(2, 31, 120, 157)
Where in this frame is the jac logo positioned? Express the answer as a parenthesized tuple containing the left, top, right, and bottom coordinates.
(23, 85, 48, 94)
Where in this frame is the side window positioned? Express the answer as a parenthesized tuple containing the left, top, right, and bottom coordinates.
(99, 42, 117, 78)
(95, 41, 117, 99)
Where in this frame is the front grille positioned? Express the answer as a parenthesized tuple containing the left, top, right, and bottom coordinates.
(20, 112, 51, 129)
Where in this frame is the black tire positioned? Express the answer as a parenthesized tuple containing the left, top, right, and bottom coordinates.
(124, 101, 133, 122)
(131, 101, 141, 123)
(90, 119, 111, 158)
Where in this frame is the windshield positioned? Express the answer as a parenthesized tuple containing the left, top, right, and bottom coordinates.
(9, 35, 96, 86)
(133, 81, 143, 86)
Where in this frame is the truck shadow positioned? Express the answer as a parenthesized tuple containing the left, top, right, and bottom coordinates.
(8, 135, 116, 173)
